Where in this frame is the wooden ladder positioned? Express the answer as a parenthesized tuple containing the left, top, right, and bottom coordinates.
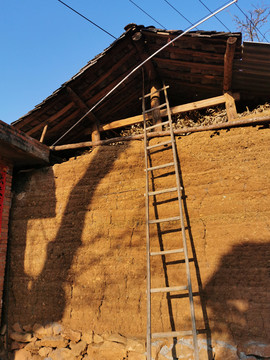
(142, 84, 199, 360)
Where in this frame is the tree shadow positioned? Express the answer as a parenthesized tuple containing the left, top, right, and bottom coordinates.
(8, 144, 130, 326)
(176, 147, 214, 360)
(204, 242, 270, 352)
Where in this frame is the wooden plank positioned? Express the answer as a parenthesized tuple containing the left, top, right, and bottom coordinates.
(223, 37, 237, 92)
(51, 113, 270, 151)
(224, 92, 238, 121)
(154, 57, 224, 72)
(99, 93, 240, 132)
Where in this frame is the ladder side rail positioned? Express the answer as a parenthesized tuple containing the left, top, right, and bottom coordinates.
(143, 94, 152, 360)
(163, 85, 199, 360)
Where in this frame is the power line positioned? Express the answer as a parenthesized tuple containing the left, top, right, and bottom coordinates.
(198, 0, 231, 32)
(57, 0, 117, 40)
(128, 0, 166, 29)
(163, 0, 199, 29)
(52, 0, 238, 146)
(234, 2, 269, 42)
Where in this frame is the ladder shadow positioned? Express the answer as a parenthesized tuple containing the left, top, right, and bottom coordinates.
(175, 146, 214, 360)
(148, 142, 214, 359)
(148, 154, 179, 359)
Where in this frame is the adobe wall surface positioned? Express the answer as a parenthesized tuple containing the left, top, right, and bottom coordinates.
(0, 156, 13, 321)
(7, 126, 270, 359)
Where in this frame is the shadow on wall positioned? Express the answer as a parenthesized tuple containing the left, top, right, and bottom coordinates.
(204, 242, 270, 350)
(8, 144, 129, 325)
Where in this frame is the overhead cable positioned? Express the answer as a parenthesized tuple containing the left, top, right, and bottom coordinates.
(198, 0, 231, 32)
(163, 0, 199, 29)
(52, 0, 238, 146)
(234, 2, 269, 42)
(128, 0, 166, 29)
(57, 0, 117, 40)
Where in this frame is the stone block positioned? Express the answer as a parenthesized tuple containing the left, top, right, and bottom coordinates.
(87, 343, 127, 360)
(126, 338, 145, 353)
(10, 332, 33, 343)
(39, 335, 68, 348)
(50, 348, 76, 360)
(238, 342, 270, 358)
(38, 347, 52, 357)
(127, 351, 146, 360)
(62, 327, 81, 342)
(13, 349, 32, 360)
(69, 340, 87, 357)
(107, 333, 127, 345)
(12, 323, 23, 332)
(11, 341, 25, 350)
(81, 331, 93, 344)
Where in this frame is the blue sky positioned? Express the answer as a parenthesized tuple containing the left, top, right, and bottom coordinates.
(1, 0, 269, 124)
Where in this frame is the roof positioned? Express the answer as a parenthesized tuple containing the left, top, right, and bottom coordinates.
(11, 24, 270, 146)
(0, 120, 50, 168)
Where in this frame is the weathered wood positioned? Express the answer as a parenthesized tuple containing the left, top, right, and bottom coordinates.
(39, 125, 48, 143)
(50, 114, 270, 151)
(154, 57, 224, 72)
(91, 121, 100, 143)
(224, 37, 237, 92)
(224, 92, 238, 121)
(26, 102, 74, 136)
(131, 31, 158, 81)
(0, 120, 50, 165)
(66, 86, 98, 124)
(99, 93, 240, 132)
(150, 83, 162, 131)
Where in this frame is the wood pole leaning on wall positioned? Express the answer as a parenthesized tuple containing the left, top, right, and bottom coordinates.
(50, 115, 270, 151)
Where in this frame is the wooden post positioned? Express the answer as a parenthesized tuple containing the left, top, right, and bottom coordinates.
(91, 121, 100, 143)
(39, 124, 48, 143)
(224, 37, 237, 92)
(150, 83, 162, 132)
(224, 91, 238, 122)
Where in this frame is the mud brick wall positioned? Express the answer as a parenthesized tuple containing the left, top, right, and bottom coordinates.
(7, 126, 270, 359)
(0, 156, 13, 319)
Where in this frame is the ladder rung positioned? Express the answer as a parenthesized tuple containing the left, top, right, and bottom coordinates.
(140, 85, 170, 99)
(151, 285, 188, 294)
(145, 120, 169, 131)
(149, 216, 180, 224)
(144, 102, 167, 114)
(147, 140, 173, 150)
(150, 248, 184, 256)
(148, 187, 178, 196)
(152, 330, 193, 339)
(146, 162, 174, 171)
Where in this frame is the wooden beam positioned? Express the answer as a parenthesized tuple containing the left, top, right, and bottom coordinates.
(39, 125, 48, 143)
(150, 83, 162, 131)
(223, 37, 237, 92)
(50, 114, 270, 151)
(99, 93, 240, 132)
(26, 102, 74, 136)
(66, 86, 98, 123)
(83, 48, 136, 98)
(224, 91, 238, 121)
(154, 57, 224, 72)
